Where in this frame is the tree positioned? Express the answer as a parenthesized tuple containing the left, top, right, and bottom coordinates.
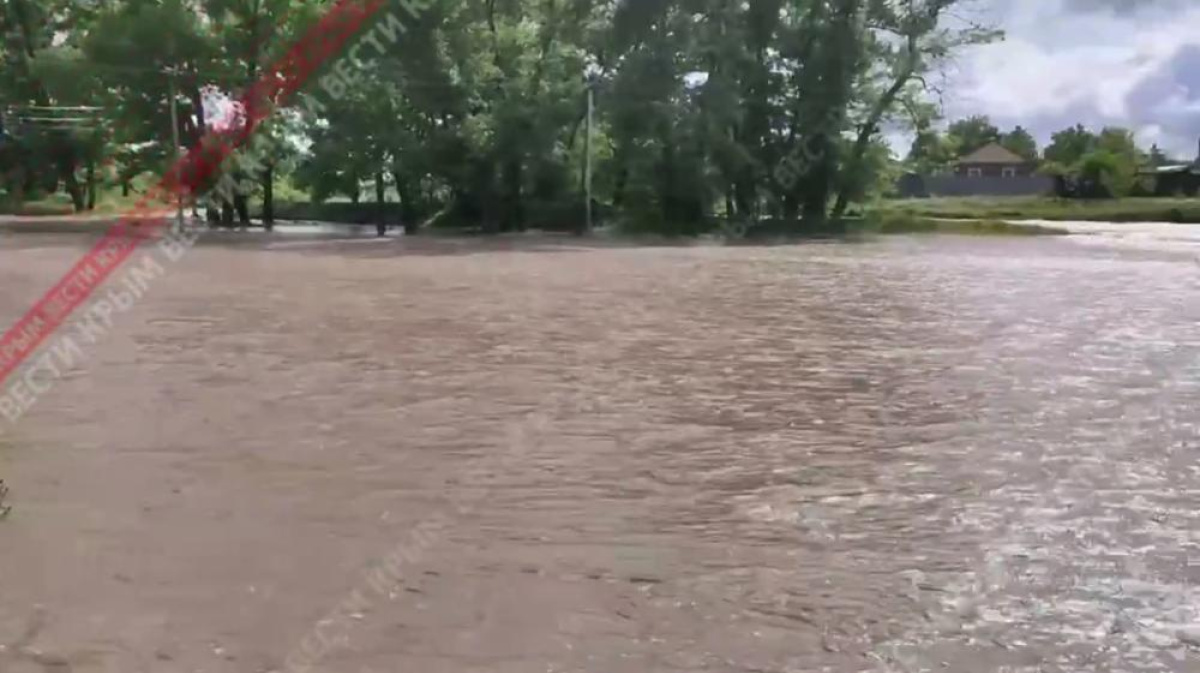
(792, 0, 866, 228)
(831, 1, 1001, 219)
(906, 127, 958, 174)
(1088, 127, 1141, 197)
(1001, 125, 1038, 163)
(947, 115, 1001, 157)
(1040, 125, 1142, 198)
(837, 135, 897, 204)
(203, 0, 323, 227)
(80, 0, 219, 206)
(0, 0, 110, 210)
(3, 0, 1000, 232)
(1076, 150, 1132, 198)
(1044, 124, 1097, 166)
(1096, 126, 1141, 162)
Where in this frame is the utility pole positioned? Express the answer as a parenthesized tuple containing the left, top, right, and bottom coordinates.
(166, 67, 185, 229)
(583, 81, 594, 235)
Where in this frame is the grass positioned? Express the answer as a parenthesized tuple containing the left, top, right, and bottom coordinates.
(710, 212, 1068, 243)
(0, 189, 1072, 240)
(0, 189, 151, 217)
(0, 193, 78, 216)
(0, 170, 180, 218)
(874, 196, 1200, 224)
(853, 212, 1068, 237)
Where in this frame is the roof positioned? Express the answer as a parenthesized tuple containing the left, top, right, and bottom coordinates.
(957, 142, 1028, 165)
(1139, 164, 1200, 175)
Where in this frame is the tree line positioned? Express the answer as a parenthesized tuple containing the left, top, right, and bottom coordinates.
(908, 114, 1189, 198)
(1, 0, 1000, 232)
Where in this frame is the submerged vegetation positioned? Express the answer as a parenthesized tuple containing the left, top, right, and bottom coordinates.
(877, 197, 1200, 224)
(0, 479, 10, 519)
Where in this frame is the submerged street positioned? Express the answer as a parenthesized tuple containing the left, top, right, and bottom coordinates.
(0, 229, 1198, 672)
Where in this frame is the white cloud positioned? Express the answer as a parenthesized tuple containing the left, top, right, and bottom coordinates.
(941, 0, 1200, 157)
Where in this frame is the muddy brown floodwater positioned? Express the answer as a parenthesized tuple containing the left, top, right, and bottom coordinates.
(0, 230, 1198, 673)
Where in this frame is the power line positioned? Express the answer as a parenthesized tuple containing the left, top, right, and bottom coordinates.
(10, 117, 101, 123)
(18, 106, 103, 112)
(55, 60, 186, 75)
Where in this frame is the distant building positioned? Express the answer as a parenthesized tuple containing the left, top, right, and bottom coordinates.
(953, 143, 1037, 178)
(897, 143, 1052, 199)
(1139, 140, 1200, 197)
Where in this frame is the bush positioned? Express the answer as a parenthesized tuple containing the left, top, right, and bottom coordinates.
(524, 199, 588, 232)
(616, 209, 714, 238)
(1076, 150, 1135, 198)
(268, 201, 403, 224)
(874, 196, 1200, 224)
(858, 211, 1067, 236)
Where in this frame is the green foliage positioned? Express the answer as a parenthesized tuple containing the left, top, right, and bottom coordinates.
(838, 136, 898, 201)
(878, 196, 1200, 224)
(285, 0, 1000, 234)
(1077, 149, 1136, 198)
(1037, 158, 1066, 173)
(1036, 125, 1142, 198)
(947, 115, 1001, 156)
(907, 127, 959, 173)
(907, 120, 1036, 174)
(860, 210, 1067, 236)
(1001, 125, 1038, 163)
(2, 0, 998, 230)
(1044, 124, 1098, 166)
(1096, 126, 1140, 159)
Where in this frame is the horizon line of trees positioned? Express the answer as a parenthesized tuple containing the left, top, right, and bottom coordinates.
(1, 0, 1003, 233)
(907, 114, 1193, 197)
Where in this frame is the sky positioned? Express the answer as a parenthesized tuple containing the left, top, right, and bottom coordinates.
(943, 0, 1200, 159)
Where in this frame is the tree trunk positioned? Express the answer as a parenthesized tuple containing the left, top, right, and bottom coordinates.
(782, 193, 799, 222)
(734, 175, 755, 221)
(375, 171, 387, 237)
(188, 84, 208, 206)
(11, 168, 26, 205)
(190, 85, 208, 145)
(801, 180, 828, 230)
(262, 163, 275, 230)
(831, 67, 913, 221)
(85, 160, 96, 210)
(479, 161, 499, 235)
(613, 164, 628, 209)
(393, 170, 419, 235)
(502, 158, 523, 232)
(234, 193, 250, 226)
(23, 167, 37, 198)
(472, 159, 501, 233)
(795, 0, 862, 231)
(660, 140, 676, 225)
(63, 169, 85, 212)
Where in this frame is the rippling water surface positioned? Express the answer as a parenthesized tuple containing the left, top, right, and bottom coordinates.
(0, 231, 1198, 672)
(566, 235, 1200, 672)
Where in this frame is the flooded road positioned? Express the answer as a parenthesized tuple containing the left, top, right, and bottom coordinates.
(0, 231, 1197, 672)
